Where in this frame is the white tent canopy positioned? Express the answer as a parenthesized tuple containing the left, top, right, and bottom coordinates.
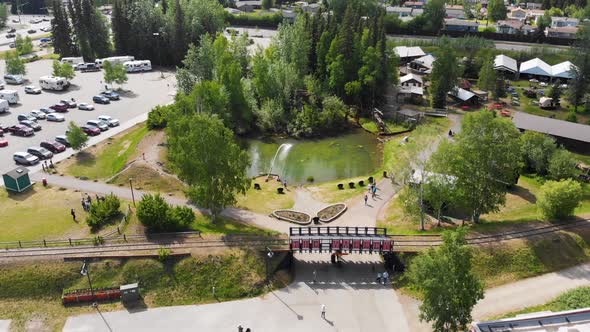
(551, 61, 574, 79)
(393, 46, 426, 59)
(494, 54, 518, 74)
(519, 58, 552, 77)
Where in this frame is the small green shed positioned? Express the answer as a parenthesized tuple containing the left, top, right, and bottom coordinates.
(3, 167, 33, 193)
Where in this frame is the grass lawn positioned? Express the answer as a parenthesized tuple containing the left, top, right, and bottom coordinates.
(110, 164, 187, 198)
(189, 210, 280, 236)
(0, 251, 288, 331)
(63, 124, 149, 180)
(359, 117, 409, 135)
(235, 176, 295, 214)
(493, 286, 590, 319)
(307, 174, 379, 204)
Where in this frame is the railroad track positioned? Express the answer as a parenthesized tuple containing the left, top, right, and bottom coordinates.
(1, 219, 589, 259)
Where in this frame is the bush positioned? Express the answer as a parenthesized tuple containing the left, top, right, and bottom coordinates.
(136, 193, 195, 232)
(520, 131, 556, 175)
(548, 149, 578, 180)
(226, 12, 282, 28)
(537, 179, 583, 220)
(307, 176, 314, 183)
(86, 194, 121, 229)
(565, 112, 578, 123)
(147, 105, 171, 129)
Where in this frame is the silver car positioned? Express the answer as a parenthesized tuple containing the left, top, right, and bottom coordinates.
(13, 152, 39, 165)
(30, 110, 46, 120)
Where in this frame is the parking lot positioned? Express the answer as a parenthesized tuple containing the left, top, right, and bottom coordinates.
(0, 15, 53, 52)
(0, 59, 176, 175)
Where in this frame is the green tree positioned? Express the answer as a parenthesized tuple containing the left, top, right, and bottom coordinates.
(409, 228, 484, 332)
(66, 121, 89, 151)
(15, 34, 33, 55)
(103, 61, 128, 88)
(262, 0, 273, 10)
(548, 149, 578, 180)
(86, 193, 121, 229)
(537, 179, 583, 220)
(477, 56, 496, 96)
(423, 0, 446, 32)
(147, 104, 172, 129)
(548, 83, 562, 104)
(51, 0, 78, 57)
(5, 51, 26, 75)
(430, 39, 461, 109)
(136, 194, 194, 231)
(520, 131, 557, 175)
(0, 3, 8, 28)
(432, 111, 522, 223)
(487, 0, 507, 21)
(68, 0, 111, 60)
(568, 23, 590, 112)
(422, 174, 454, 226)
(52, 60, 76, 80)
(167, 113, 251, 220)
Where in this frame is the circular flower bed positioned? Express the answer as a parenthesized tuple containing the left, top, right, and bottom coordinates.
(317, 203, 347, 223)
(272, 210, 312, 225)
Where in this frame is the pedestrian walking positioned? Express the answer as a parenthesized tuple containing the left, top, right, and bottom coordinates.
(383, 271, 389, 284)
(49, 159, 54, 168)
(283, 180, 287, 188)
(364, 194, 368, 205)
(142, 152, 145, 160)
(321, 304, 326, 319)
(313, 270, 317, 284)
(81, 199, 86, 210)
(41, 162, 46, 172)
(70, 209, 76, 221)
(238, 325, 243, 332)
(376, 272, 382, 283)
(245, 329, 251, 332)
(372, 185, 378, 198)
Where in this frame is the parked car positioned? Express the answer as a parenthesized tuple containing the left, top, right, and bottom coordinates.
(86, 120, 109, 131)
(0, 139, 7, 147)
(27, 29, 36, 34)
(27, 146, 53, 159)
(81, 63, 100, 72)
(19, 120, 42, 131)
(24, 85, 41, 94)
(81, 125, 101, 136)
(17, 114, 37, 123)
(13, 152, 39, 165)
(55, 135, 71, 147)
(4, 74, 24, 85)
(98, 115, 119, 127)
(92, 95, 110, 104)
(46, 113, 65, 122)
(7, 28, 16, 33)
(101, 91, 120, 100)
(78, 103, 94, 111)
(7, 124, 34, 136)
(49, 103, 69, 112)
(59, 99, 77, 108)
(5, 33, 15, 38)
(8, 43, 15, 49)
(40, 140, 66, 153)
(39, 107, 52, 114)
(30, 110, 46, 120)
(40, 27, 52, 32)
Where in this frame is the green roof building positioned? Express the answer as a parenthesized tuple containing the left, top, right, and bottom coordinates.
(3, 167, 33, 193)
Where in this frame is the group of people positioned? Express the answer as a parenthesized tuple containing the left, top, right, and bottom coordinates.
(81, 194, 94, 212)
(41, 159, 54, 172)
(237, 325, 252, 332)
(376, 271, 390, 285)
(364, 183, 379, 205)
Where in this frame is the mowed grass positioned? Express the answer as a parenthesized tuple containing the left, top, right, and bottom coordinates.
(0, 186, 90, 242)
(0, 251, 285, 331)
(64, 124, 149, 180)
(235, 177, 295, 214)
(190, 213, 280, 236)
(494, 286, 590, 319)
(359, 117, 409, 135)
(307, 174, 379, 203)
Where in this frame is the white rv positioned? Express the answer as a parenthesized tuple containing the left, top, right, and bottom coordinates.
(95, 56, 135, 68)
(0, 99, 9, 113)
(0, 89, 19, 104)
(39, 76, 70, 91)
(124, 60, 152, 72)
(60, 57, 84, 65)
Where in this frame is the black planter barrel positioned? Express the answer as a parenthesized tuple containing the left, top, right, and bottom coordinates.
(383, 171, 388, 178)
(348, 182, 355, 189)
(368, 176, 374, 184)
(254, 183, 261, 190)
(337, 183, 344, 190)
(358, 180, 365, 187)
(277, 187, 284, 194)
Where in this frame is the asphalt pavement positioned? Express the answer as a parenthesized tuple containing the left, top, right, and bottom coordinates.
(0, 15, 52, 52)
(0, 59, 176, 176)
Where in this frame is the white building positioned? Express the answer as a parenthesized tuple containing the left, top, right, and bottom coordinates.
(494, 54, 518, 75)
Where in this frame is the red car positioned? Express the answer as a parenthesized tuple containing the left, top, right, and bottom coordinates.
(40, 140, 66, 153)
(0, 139, 7, 147)
(81, 125, 101, 136)
(49, 103, 69, 112)
(7, 124, 34, 137)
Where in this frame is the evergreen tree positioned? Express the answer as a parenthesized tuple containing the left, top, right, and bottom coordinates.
(51, 0, 77, 57)
(488, 0, 507, 21)
(68, 0, 111, 60)
(568, 23, 590, 112)
(430, 39, 461, 109)
(477, 56, 496, 96)
(112, 0, 132, 55)
(171, 0, 186, 64)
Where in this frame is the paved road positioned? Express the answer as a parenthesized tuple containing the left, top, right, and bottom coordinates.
(0, 59, 175, 176)
(62, 253, 410, 332)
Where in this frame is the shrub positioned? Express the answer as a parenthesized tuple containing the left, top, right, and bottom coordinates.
(548, 149, 578, 180)
(158, 247, 171, 262)
(565, 112, 578, 123)
(86, 194, 121, 229)
(307, 176, 314, 182)
(136, 193, 195, 232)
(519, 131, 556, 175)
(147, 105, 172, 129)
(226, 12, 282, 28)
(537, 179, 583, 220)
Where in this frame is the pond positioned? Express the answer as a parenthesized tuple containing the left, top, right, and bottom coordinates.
(243, 130, 381, 184)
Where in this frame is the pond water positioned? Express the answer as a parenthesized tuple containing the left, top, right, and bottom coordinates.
(243, 130, 381, 184)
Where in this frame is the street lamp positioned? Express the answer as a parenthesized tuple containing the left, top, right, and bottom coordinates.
(80, 260, 94, 298)
(129, 177, 136, 207)
(265, 247, 274, 282)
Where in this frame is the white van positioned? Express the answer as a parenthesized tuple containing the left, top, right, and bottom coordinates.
(124, 60, 152, 73)
(0, 99, 9, 113)
(0, 90, 19, 104)
(60, 57, 84, 65)
(39, 76, 69, 91)
(95, 56, 135, 68)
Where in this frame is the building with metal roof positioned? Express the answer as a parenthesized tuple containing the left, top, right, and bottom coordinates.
(2, 167, 33, 193)
(551, 61, 574, 79)
(513, 111, 590, 152)
(472, 307, 590, 332)
(494, 54, 518, 74)
(393, 46, 426, 62)
(519, 58, 553, 79)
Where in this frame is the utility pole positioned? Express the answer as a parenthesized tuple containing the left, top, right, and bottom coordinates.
(80, 260, 94, 297)
(128, 178, 136, 207)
